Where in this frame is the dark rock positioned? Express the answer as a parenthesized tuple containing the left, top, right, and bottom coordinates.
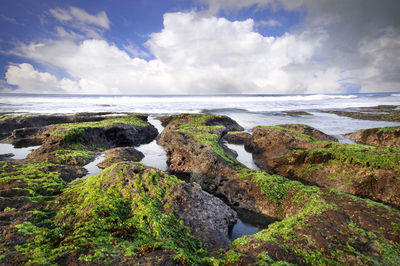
(223, 131, 252, 145)
(41, 165, 88, 182)
(0, 153, 14, 160)
(166, 182, 237, 249)
(321, 105, 400, 121)
(0, 114, 107, 136)
(79, 123, 158, 148)
(205, 116, 244, 131)
(97, 147, 144, 169)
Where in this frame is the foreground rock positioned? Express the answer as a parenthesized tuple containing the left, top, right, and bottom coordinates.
(158, 114, 400, 264)
(344, 126, 400, 148)
(8, 162, 236, 264)
(248, 124, 400, 207)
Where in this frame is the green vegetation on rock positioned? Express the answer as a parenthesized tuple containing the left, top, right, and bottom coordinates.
(14, 163, 213, 265)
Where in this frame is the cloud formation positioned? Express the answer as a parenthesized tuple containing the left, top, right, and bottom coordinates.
(3, 2, 400, 94)
(48, 6, 110, 39)
(201, 0, 400, 92)
(7, 11, 342, 94)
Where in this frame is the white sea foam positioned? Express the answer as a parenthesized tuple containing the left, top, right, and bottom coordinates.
(0, 93, 399, 115)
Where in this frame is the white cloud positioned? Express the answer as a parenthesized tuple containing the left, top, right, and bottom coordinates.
(49, 6, 109, 29)
(48, 6, 110, 39)
(6, 63, 69, 93)
(200, 0, 400, 93)
(8, 12, 344, 94)
(123, 43, 150, 58)
(257, 19, 281, 27)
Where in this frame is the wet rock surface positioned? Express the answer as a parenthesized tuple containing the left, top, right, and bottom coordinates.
(97, 146, 144, 169)
(344, 126, 400, 148)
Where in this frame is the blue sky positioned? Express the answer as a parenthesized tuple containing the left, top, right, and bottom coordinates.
(0, 0, 399, 94)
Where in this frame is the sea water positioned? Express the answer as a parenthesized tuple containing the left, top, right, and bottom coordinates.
(1, 92, 399, 135)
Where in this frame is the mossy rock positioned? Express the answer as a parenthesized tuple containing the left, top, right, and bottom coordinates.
(250, 125, 400, 207)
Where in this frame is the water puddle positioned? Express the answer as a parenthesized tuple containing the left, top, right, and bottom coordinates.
(0, 143, 41, 159)
(82, 153, 106, 178)
(335, 135, 357, 144)
(223, 141, 259, 170)
(229, 209, 274, 241)
(136, 116, 168, 171)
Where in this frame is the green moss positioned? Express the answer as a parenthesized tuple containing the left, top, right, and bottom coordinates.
(0, 161, 66, 202)
(254, 125, 317, 143)
(3, 207, 16, 212)
(53, 148, 94, 165)
(377, 126, 400, 133)
(296, 142, 400, 170)
(61, 114, 149, 129)
(14, 163, 215, 264)
(225, 250, 244, 263)
(51, 114, 149, 142)
(0, 115, 19, 121)
(171, 114, 238, 164)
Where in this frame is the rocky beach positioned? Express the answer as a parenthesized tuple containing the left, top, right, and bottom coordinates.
(0, 106, 399, 265)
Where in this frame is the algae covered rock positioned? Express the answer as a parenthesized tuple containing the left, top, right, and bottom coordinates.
(345, 126, 400, 148)
(27, 114, 157, 166)
(158, 114, 400, 265)
(248, 124, 400, 208)
(12, 162, 236, 264)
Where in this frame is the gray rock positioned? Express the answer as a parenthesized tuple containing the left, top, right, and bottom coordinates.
(166, 182, 237, 249)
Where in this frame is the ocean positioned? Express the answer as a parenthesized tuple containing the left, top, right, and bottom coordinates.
(1, 92, 400, 136)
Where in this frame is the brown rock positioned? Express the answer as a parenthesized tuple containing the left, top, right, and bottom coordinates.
(344, 126, 400, 148)
(97, 147, 144, 169)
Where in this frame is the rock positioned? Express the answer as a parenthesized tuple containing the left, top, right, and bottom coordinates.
(166, 182, 237, 249)
(223, 131, 252, 144)
(275, 111, 312, 117)
(0, 114, 107, 136)
(205, 115, 244, 131)
(248, 125, 400, 207)
(0, 153, 13, 160)
(321, 105, 400, 122)
(97, 147, 144, 168)
(158, 114, 263, 214)
(158, 114, 400, 264)
(344, 126, 400, 148)
(45, 162, 236, 263)
(27, 114, 158, 165)
(40, 165, 88, 182)
(280, 124, 338, 142)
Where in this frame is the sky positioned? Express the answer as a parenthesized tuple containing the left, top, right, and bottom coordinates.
(0, 0, 399, 95)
